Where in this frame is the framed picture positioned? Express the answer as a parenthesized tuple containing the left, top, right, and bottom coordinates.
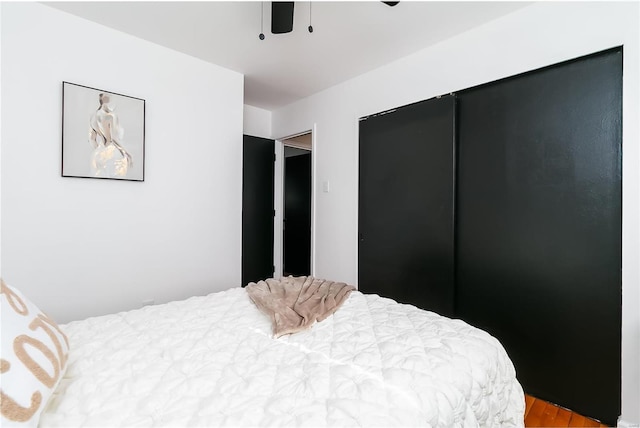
(62, 82, 145, 181)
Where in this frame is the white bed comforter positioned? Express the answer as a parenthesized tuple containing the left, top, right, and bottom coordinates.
(41, 288, 524, 427)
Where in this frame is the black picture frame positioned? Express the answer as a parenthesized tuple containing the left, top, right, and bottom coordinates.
(62, 81, 145, 181)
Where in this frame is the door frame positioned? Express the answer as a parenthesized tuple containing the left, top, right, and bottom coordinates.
(274, 125, 316, 278)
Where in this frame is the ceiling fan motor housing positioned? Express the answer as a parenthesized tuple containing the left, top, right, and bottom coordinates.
(272, 2, 294, 34)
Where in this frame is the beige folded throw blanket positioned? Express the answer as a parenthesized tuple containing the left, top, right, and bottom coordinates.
(246, 276, 355, 338)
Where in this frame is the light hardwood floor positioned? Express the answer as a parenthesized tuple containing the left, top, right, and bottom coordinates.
(524, 394, 608, 427)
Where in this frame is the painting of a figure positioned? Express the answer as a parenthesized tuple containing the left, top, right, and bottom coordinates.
(62, 82, 145, 181)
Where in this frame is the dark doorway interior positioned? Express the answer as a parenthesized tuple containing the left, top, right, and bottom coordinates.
(283, 147, 311, 276)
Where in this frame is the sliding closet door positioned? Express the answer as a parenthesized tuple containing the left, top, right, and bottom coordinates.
(359, 95, 455, 317)
(456, 49, 622, 425)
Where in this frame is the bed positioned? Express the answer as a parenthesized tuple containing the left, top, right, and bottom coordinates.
(2, 277, 525, 427)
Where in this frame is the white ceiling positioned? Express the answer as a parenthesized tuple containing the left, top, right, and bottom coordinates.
(47, 1, 531, 111)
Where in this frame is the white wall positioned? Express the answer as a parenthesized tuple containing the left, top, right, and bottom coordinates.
(243, 104, 272, 138)
(1, 3, 244, 323)
(272, 2, 639, 425)
(0, 3, 3, 277)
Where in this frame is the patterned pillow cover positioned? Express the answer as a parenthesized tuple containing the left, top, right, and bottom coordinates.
(0, 279, 69, 427)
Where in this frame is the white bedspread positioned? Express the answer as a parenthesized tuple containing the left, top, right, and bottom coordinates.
(40, 288, 524, 427)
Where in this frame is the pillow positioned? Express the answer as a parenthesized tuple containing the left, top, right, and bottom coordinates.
(1, 279, 69, 427)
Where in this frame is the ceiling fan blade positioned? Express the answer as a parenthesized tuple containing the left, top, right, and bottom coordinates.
(272, 2, 294, 34)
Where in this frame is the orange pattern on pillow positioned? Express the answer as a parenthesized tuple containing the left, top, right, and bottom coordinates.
(0, 279, 69, 427)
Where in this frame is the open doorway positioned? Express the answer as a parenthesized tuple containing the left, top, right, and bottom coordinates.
(278, 132, 312, 277)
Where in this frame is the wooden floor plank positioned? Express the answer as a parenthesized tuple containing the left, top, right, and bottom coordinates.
(568, 412, 587, 427)
(526, 397, 548, 427)
(540, 401, 560, 427)
(553, 407, 573, 427)
(525, 394, 536, 419)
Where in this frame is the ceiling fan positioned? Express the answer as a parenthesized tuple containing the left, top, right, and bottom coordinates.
(260, 1, 399, 40)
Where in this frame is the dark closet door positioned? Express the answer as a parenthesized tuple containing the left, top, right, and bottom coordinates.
(359, 95, 455, 317)
(283, 152, 311, 276)
(456, 49, 622, 425)
(242, 135, 275, 286)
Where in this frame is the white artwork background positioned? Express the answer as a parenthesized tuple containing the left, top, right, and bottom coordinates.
(62, 83, 144, 180)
